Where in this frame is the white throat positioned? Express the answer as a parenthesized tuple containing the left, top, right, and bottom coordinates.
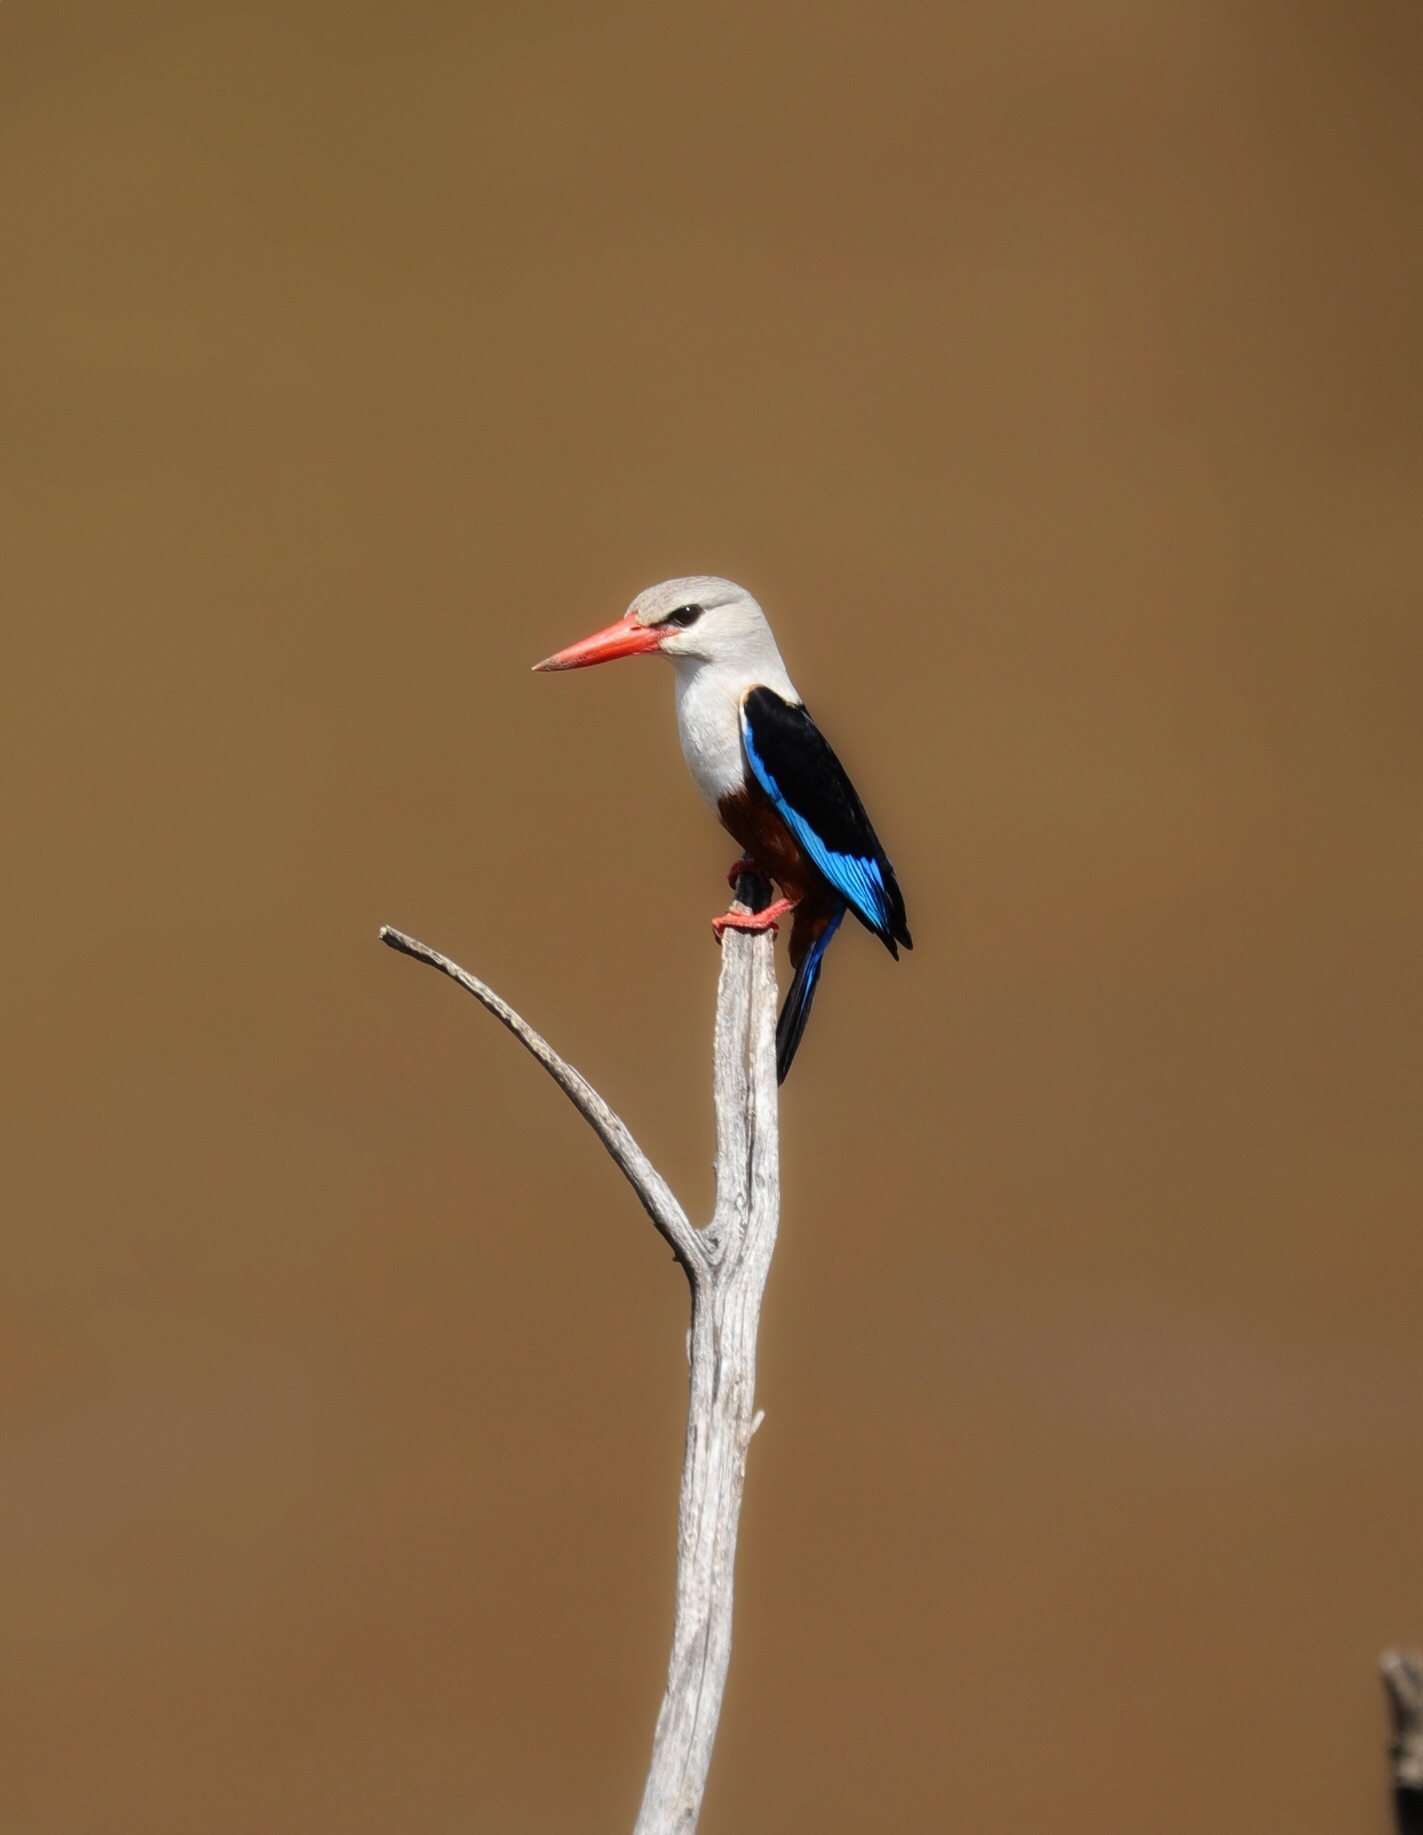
(672, 649, 799, 808)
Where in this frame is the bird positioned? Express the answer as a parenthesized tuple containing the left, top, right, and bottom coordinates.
(534, 576, 911, 1082)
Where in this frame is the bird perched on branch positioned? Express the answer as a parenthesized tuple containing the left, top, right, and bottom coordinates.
(535, 576, 911, 1081)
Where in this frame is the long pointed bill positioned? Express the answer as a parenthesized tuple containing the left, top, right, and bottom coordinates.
(532, 612, 663, 672)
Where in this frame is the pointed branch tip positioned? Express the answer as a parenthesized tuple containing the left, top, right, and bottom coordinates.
(377, 924, 705, 1282)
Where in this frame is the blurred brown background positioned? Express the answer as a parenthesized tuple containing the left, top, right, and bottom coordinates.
(2, 1, 1421, 1829)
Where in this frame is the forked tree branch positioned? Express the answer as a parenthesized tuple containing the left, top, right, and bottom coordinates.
(380, 874, 780, 1834)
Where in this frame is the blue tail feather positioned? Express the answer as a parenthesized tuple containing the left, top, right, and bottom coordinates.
(776, 905, 845, 1083)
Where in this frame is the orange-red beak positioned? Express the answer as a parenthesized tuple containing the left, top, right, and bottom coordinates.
(532, 612, 664, 672)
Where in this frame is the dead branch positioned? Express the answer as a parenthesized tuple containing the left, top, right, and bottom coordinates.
(380, 873, 780, 1834)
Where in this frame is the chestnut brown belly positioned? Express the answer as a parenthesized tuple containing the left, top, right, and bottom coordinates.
(717, 786, 817, 904)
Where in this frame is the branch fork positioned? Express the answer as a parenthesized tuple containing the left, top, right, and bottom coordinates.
(380, 873, 781, 1834)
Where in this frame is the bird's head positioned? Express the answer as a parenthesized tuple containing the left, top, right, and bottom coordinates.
(534, 576, 781, 675)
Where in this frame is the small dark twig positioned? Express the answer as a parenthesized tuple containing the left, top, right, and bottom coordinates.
(1381, 1649, 1423, 1835)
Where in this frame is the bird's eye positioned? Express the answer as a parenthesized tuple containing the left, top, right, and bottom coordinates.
(664, 604, 703, 628)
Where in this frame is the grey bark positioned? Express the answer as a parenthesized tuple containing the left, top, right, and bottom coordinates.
(380, 874, 780, 1835)
(1382, 1649, 1423, 1835)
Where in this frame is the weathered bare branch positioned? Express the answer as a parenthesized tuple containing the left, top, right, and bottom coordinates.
(381, 879, 781, 1835)
(379, 924, 704, 1280)
(634, 885, 779, 1834)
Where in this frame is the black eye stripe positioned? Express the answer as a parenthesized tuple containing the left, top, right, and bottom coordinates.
(664, 604, 703, 628)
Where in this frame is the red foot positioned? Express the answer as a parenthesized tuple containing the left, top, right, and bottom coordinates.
(725, 853, 758, 890)
(712, 897, 799, 942)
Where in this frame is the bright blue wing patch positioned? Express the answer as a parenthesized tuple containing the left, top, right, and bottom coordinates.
(741, 711, 893, 936)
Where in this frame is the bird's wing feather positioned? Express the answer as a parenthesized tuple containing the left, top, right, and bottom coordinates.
(740, 687, 911, 952)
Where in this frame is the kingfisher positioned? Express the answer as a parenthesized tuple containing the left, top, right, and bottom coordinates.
(534, 576, 911, 1081)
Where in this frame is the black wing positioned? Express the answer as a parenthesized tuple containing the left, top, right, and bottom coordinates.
(741, 686, 911, 954)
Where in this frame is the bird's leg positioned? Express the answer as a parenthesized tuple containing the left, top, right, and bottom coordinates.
(712, 896, 799, 942)
(725, 852, 758, 890)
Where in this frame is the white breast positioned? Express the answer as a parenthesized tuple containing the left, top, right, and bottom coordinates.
(673, 661, 748, 807)
(671, 653, 800, 808)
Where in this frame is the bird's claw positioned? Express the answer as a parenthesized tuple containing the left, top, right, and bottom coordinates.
(711, 895, 798, 944)
(713, 910, 780, 943)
